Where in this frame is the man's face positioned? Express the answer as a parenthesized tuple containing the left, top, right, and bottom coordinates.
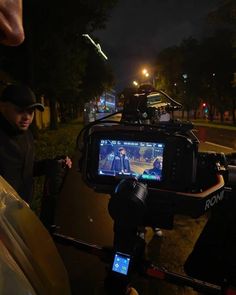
(0, 0, 24, 46)
(0, 102, 34, 131)
(119, 148, 126, 155)
(154, 160, 162, 169)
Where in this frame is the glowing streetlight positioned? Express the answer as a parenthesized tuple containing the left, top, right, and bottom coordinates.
(134, 67, 157, 88)
(142, 68, 150, 77)
(82, 34, 108, 60)
(142, 67, 156, 87)
(142, 69, 148, 75)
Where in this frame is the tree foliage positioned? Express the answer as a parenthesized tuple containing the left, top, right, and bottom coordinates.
(208, 0, 236, 26)
(155, 29, 235, 122)
(0, 0, 118, 128)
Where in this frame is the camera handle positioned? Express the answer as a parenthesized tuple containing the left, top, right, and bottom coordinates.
(105, 177, 233, 295)
(53, 229, 236, 294)
(104, 179, 148, 294)
(52, 168, 236, 294)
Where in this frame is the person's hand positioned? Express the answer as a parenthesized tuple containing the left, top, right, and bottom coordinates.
(57, 156, 72, 169)
(64, 156, 72, 168)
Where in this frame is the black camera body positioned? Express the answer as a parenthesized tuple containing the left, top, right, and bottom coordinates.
(81, 123, 198, 193)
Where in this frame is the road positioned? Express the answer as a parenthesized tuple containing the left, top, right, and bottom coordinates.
(194, 125, 236, 151)
(54, 124, 236, 295)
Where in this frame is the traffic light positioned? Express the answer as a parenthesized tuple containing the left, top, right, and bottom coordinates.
(201, 102, 208, 117)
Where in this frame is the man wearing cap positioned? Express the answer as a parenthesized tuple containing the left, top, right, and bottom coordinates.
(0, 84, 72, 203)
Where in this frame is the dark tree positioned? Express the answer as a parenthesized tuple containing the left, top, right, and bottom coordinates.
(0, 0, 118, 129)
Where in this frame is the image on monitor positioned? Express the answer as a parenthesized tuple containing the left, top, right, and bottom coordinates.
(98, 139, 165, 182)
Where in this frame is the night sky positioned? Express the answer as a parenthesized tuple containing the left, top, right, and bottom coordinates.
(95, 0, 222, 91)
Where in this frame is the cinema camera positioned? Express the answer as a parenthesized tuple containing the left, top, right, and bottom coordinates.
(77, 87, 235, 229)
(71, 87, 236, 294)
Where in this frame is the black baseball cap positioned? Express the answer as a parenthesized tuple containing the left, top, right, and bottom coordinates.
(0, 84, 45, 112)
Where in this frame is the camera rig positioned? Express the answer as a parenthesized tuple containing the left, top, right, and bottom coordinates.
(77, 88, 232, 225)
(71, 87, 236, 294)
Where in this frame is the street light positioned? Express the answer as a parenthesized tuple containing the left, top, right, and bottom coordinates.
(82, 34, 108, 60)
(142, 68, 150, 78)
(141, 68, 157, 88)
(133, 67, 157, 89)
(142, 69, 148, 75)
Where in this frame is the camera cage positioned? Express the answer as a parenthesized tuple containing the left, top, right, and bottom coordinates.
(77, 88, 227, 218)
(58, 87, 236, 294)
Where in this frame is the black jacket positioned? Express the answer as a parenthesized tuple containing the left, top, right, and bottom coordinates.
(0, 113, 50, 202)
(111, 154, 131, 173)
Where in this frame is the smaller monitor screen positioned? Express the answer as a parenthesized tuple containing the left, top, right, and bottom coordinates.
(98, 139, 165, 182)
(112, 252, 131, 275)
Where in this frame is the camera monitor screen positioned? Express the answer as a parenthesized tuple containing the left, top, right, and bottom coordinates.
(98, 139, 165, 182)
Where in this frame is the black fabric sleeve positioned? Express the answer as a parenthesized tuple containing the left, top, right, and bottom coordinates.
(33, 159, 54, 177)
